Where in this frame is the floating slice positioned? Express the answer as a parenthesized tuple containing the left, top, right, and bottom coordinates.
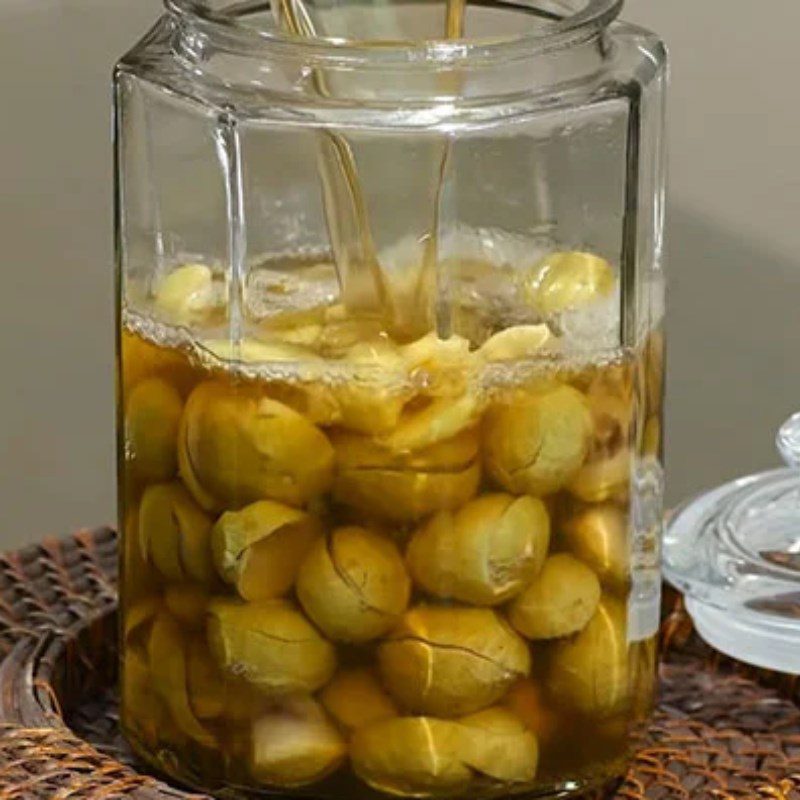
(477, 325, 553, 362)
(378, 392, 483, 453)
(154, 263, 220, 326)
(525, 252, 615, 316)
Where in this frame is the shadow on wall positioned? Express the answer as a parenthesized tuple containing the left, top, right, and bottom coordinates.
(664, 204, 800, 506)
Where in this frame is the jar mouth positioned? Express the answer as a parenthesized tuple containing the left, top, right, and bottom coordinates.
(165, 0, 623, 66)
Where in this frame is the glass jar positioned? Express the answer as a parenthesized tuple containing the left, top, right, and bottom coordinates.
(115, 1, 667, 797)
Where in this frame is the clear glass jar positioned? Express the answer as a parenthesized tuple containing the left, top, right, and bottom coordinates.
(115, 1, 667, 797)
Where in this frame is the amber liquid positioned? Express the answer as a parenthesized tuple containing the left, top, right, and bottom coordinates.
(271, 0, 467, 338)
(119, 296, 663, 797)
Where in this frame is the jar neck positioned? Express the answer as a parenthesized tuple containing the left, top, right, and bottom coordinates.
(167, 0, 622, 105)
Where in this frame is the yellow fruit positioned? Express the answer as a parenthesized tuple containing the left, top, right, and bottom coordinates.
(331, 339, 412, 435)
(527, 252, 615, 315)
(457, 706, 538, 782)
(351, 717, 472, 795)
(509, 554, 601, 640)
(378, 605, 530, 717)
(138, 482, 214, 584)
(503, 679, 560, 745)
(211, 500, 322, 602)
(121, 330, 197, 396)
(163, 584, 209, 630)
(121, 644, 168, 749)
(121, 506, 160, 604)
(319, 668, 398, 731)
(125, 377, 183, 483)
(477, 325, 553, 362)
(154, 263, 219, 325)
(186, 635, 226, 720)
(148, 612, 215, 747)
(124, 595, 161, 641)
(297, 527, 410, 642)
(642, 415, 661, 457)
(568, 448, 631, 503)
(207, 598, 336, 695)
(401, 332, 473, 397)
(179, 382, 335, 511)
(547, 598, 631, 717)
(378, 393, 483, 453)
(249, 696, 346, 787)
(406, 494, 550, 605)
(332, 428, 481, 524)
(563, 504, 629, 589)
(483, 385, 592, 496)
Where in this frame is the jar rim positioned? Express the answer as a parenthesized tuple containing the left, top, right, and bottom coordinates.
(165, 0, 623, 66)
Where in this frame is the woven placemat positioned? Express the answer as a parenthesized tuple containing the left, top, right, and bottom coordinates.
(0, 528, 797, 799)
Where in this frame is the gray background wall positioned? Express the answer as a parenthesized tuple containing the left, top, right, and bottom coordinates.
(1, 0, 799, 550)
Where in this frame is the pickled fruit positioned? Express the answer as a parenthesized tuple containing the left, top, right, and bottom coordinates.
(122, 644, 167, 749)
(120, 305, 662, 797)
(164, 584, 210, 630)
(249, 697, 347, 787)
(457, 707, 539, 782)
(138, 482, 214, 584)
(207, 598, 336, 694)
(212, 501, 322, 602)
(351, 717, 472, 795)
(509, 554, 601, 640)
(154, 263, 219, 325)
(186, 635, 227, 720)
(379, 393, 482, 453)
(483, 385, 593, 496)
(148, 611, 215, 746)
(477, 325, 552, 362)
(401, 331, 472, 397)
(378, 605, 530, 716)
(179, 382, 334, 510)
(332, 428, 481, 523)
(563, 504, 629, 589)
(547, 598, 630, 717)
(568, 448, 631, 503)
(332, 339, 412, 434)
(527, 252, 615, 316)
(296, 527, 410, 642)
(503, 679, 560, 745)
(406, 494, 550, 605)
(125, 377, 182, 482)
(320, 668, 398, 731)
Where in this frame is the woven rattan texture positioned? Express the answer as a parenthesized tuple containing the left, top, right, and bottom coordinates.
(0, 529, 797, 799)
